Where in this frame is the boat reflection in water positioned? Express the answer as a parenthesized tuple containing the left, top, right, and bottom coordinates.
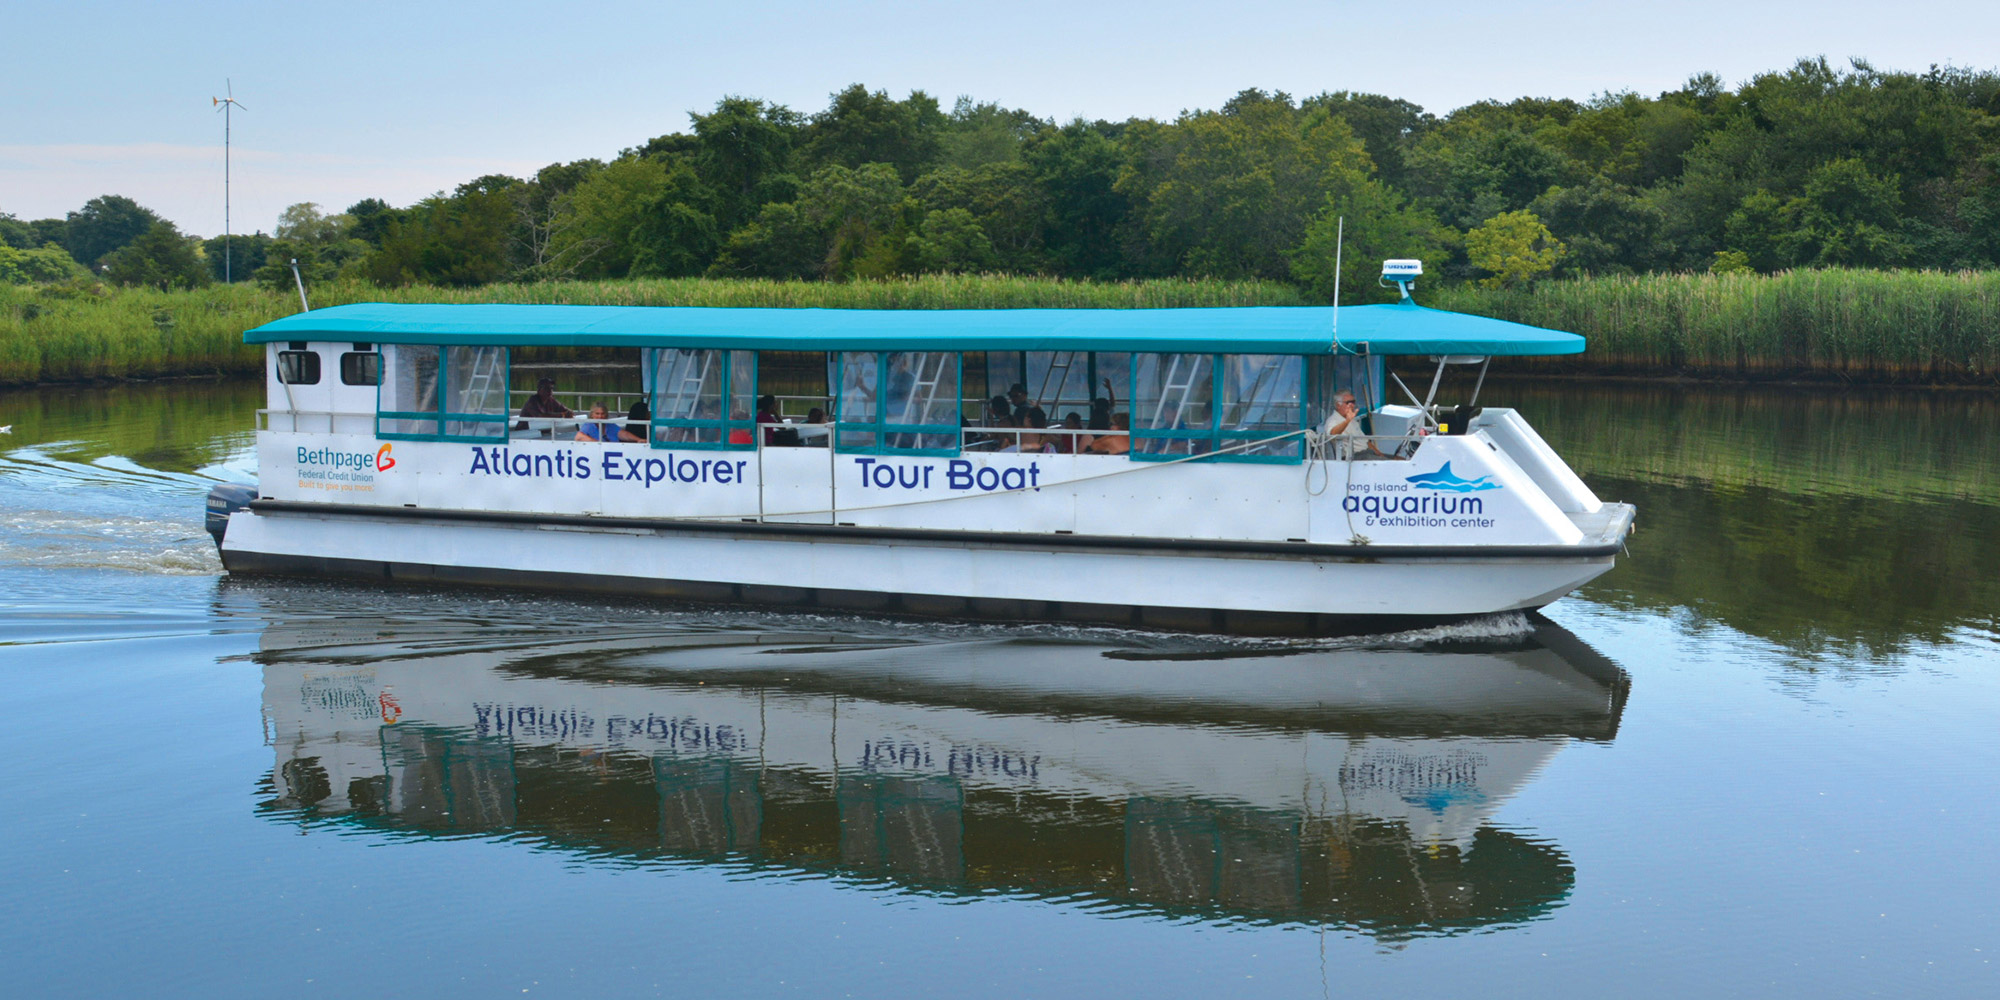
(253, 597, 1627, 939)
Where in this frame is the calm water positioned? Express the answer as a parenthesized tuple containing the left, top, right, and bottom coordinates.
(0, 380, 1995, 998)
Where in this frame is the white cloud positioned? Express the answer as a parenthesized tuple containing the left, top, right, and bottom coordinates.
(0, 143, 546, 237)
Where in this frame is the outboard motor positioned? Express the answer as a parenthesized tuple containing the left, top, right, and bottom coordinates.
(205, 482, 259, 549)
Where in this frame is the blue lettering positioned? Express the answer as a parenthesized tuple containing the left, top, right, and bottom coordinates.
(946, 459, 973, 490)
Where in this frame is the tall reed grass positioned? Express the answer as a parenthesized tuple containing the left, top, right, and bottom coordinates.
(0, 275, 1301, 385)
(5, 270, 1997, 385)
(1434, 269, 2000, 384)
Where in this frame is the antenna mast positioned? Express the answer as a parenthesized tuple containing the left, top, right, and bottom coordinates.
(212, 81, 247, 283)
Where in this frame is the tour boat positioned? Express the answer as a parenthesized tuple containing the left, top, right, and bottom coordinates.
(209, 263, 1634, 635)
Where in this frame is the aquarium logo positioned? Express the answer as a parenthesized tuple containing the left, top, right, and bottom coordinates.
(1405, 462, 1500, 493)
(375, 443, 396, 472)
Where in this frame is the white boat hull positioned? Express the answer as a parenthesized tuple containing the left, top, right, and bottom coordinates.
(222, 501, 1625, 635)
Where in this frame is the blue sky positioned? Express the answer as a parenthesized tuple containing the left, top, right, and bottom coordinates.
(7, 0, 1998, 237)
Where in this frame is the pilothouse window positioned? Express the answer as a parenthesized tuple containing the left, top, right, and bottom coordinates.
(339, 352, 381, 386)
(277, 350, 321, 385)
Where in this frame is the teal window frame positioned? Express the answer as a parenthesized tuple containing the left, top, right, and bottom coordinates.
(835, 351, 964, 457)
(648, 349, 757, 452)
(375, 345, 513, 443)
(1128, 353, 1306, 465)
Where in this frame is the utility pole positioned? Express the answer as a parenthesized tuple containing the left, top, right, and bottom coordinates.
(212, 81, 247, 283)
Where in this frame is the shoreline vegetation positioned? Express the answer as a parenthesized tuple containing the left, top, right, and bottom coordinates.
(1, 271, 1996, 387)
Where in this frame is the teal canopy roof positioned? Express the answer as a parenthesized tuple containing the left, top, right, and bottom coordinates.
(245, 301, 1586, 356)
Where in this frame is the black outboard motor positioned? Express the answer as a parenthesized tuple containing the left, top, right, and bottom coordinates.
(205, 482, 259, 549)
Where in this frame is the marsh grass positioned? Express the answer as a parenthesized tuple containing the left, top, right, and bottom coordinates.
(5, 270, 1998, 385)
(1435, 270, 2000, 384)
(0, 275, 1301, 384)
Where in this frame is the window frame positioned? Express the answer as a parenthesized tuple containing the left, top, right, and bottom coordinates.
(1128, 352, 1307, 464)
(646, 348, 758, 452)
(339, 351, 381, 387)
(374, 345, 514, 443)
(276, 349, 322, 386)
(834, 351, 964, 457)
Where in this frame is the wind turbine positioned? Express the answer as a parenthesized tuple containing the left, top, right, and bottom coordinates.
(213, 81, 247, 283)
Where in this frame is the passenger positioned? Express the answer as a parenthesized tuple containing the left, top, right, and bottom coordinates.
(800, 407, 831, 447)
(1006, 382, 1030, 414)
(620, 399, 649, 443)
(1086, 413, 1131, 455)
(1005, 407, 1054, 454)
(1324, 390, 1383, 459)
(516, 376, 573, 432)
(756, 393, 787, 446)
(727, 408, 754, 446)
(1088, 377, 1116, 431)
(574, 403, 619, 443)
(1057, 412, 1085, 454)
(974, 396, 1013, 449)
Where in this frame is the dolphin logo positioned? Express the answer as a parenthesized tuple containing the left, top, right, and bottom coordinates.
(1404, 461, 1499, 493)
(375, 443, 396, 472)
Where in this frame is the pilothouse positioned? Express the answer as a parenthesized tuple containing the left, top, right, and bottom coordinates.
(209, 262, 1635, 635)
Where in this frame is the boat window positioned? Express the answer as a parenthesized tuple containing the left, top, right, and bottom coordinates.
(1131, 353, 1307, 463)
(276, 350, 321, 385)
(646, 349, 755, 450)
(376, 344, 511, 441)
(837, 352, 962, 455)
(834, 351, 880, 450)
(1307, 355, 1386, 431)
(1218, 355, 1305, 460)
(1131, 354, 1214, 458)
(339, 351, 381, 386)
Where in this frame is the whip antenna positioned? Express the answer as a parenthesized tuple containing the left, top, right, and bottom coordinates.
(212, 80, 248, 283)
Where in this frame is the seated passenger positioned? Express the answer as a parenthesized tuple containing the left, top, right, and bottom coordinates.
(1086, 413, 1130, 455)
(727, 408, 754, 445)
(756, 394, 789, 446)
(1003, 408, 1054, 454)
(620, 399, 649, 443)
(516, 377, 573, 431)
(1323, 390, 1383, 459)
(1056, 412, 1085, 454)
(574, 403, 618, 442)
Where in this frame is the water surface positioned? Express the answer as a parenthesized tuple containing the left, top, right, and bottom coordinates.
(0, 379, 1994, 997)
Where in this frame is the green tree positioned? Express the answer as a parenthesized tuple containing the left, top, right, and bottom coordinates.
(360, 186, 516, 286)
(1021, 120, 1131, 278)
(64, 195, 162, 268)
(1289, 175, 1455, 303)
(0, 244, 90, 284)
(542, 157, 675, 278)
(906, 208, 998, 273)
(1465, 210, 1566, 288)
(202, 231, 271, 282)
(345, 198, 401, 247)
(1120, 90, 1374, 280)
(689, 97, 802, 231)
(1530, 177, 1668, 275)
(102, 220, 209, 290)
(708, 202, 824, 279)
(939, 98, 1047, 170)
(806, 85, 947, 182)
(0, 213, 39, 249)
(1774, 157, 1911, 267)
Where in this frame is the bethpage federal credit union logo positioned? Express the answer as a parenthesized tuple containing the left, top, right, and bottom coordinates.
(294, 443, 392, 490)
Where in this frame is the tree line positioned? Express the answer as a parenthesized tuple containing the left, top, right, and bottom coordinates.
(8, 57, 2000, 300)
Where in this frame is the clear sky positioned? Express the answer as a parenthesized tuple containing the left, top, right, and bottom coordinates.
(7, 0, 1998, 238)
